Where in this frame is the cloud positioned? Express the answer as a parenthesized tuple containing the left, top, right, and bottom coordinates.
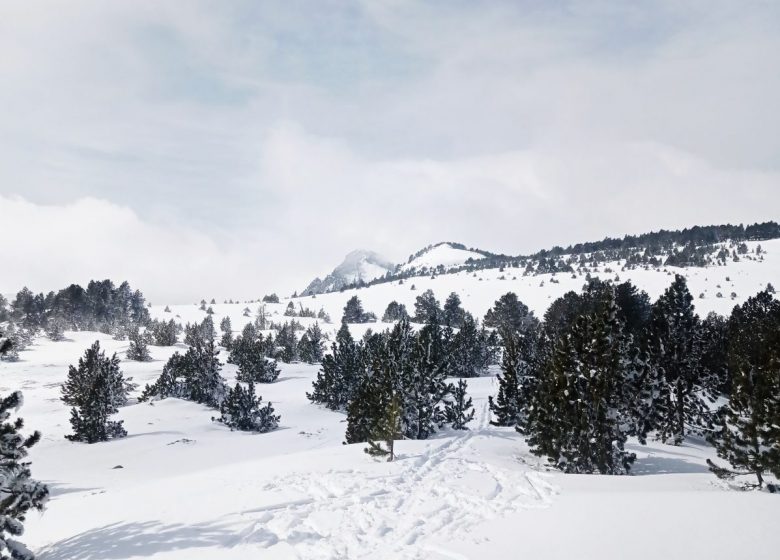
(0, 1, 779, 301)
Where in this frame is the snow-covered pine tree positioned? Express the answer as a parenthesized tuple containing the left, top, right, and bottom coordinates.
(445, 379, 475, 430)
(139, 340, 226, 408)
(707, 290, 780, 488)
(489, 331, 523, 427)
(126, 328, 152, 362)
(448, 314, 491, 377)
(405, 318, 450, 439)
(308, 323, 364, 410)
(233, 333, 281, 384)
(527, 288, 636, 474)
(382, 301, 409, 322)
(275, 322, 298, 363)
(442, 292, 466, 328)
(298, 323, 325, 364)
(215, 382, 280, 433)
(365, 393, 402, 462)
(342, 296, 369, 323)
(413, 289, 441, 324)
(44, 314, 65, 342)
(644, 274, 715, 445)
(483, 292, 537, 336)
(61, 341, 133, 443)
(219, 316, 233, 350)
(149, 318, 178, 346)
(0, 390, 49, 560)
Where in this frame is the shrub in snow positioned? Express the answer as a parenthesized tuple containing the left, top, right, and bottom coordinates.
(61, 341, 133, 443)
(445, 379, 475, 430)
(126, 328, 152, 362)
(216, 382, 279, 433)
(140, 341, 226, 408)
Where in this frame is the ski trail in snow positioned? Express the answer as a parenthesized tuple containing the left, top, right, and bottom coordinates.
(232, 399, 557, 559)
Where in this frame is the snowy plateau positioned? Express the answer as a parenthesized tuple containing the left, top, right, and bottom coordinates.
(3, 238, 780, 560)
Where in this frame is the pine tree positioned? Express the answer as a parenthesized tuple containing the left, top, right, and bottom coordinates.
(149, 318, 178, 346)
(707, 291, 780, 488)
(233, 333, 281, 384)
(0, 390, 49, 560)
(442, 292, 466, 328)
(527, 289, 636, 474)
(342, 296, 370, 323)
(61, 341, 132, 443)
(644, 274, 714, 445)
(489, 332, 524, 427)
(446, 379, 475, 430)
(215, 382, 280, 433)
(298, 323, 325, 364)
(308, 323, 364, 410)
(405, 319, 450, 439)
(126, 328, 152, 362)
(219, 316, 233, 350)
(382, 301, 409, 322)
(484, 292, 537, 336)
(365, 393, 402, 461)
(45, 314, 66, 342)
(275, 323, 298, 363)
(413, 289, 441, 323)
(448, 314, 491, 377)
(140, 341, 226, 408)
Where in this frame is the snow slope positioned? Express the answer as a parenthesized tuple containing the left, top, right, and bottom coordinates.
(401, 243, 486, 272)
(1, 333, 777, 559)
(2, 239, 780, 559)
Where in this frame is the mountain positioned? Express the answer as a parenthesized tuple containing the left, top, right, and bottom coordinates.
(401, 242, 491, 273)
(301, 250, 396, 296)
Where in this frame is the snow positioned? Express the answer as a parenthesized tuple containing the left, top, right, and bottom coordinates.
(401, 243, 486, 272)
(2, 239, 780, 559)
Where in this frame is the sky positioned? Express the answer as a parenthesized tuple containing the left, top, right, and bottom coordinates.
(1, 0, 778, 303)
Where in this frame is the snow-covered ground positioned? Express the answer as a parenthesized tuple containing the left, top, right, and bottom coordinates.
(401, 243, 487, 272)
(2, 330, 778, 559)
(2, 239, 779, 559)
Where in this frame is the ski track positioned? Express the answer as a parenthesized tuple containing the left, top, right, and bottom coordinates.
(231, 399, 557, 559)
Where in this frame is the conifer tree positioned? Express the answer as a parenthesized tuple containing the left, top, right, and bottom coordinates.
(61, 341, 132, 443)
(413, 289, 441, 323)
(308, 323, 364, 410)
(484, 292, 537, 335)
(298, 323, 325, 364)
(644, 274, 714, 444)
(275, 322, 298, 363)
(448, 314, 491, 377)
(0, 389, 49, 560)
(215, 382, 280, 433)
(219, 316, 233, 350)
(342, 296, 370, 323)
(527, 289, 636, 474)
(126, 328, 152, 362)
(442, 292, 466, 328)
(140, 341, 226, 407)
(382, 301, 409, 322)
(233, 332, 281, 384)
(489, 332, 524, 427)
(149, 318, 178, 346)
(365, 393, 402, 461)
(45, 314, 66, 342)
(405, 319, 450, 439)
(708, 291, 780, 488)
(446, 379, 475, 430)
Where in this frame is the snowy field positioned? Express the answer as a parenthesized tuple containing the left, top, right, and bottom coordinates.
(2, 331, 778, 560)
(2, 239, 780, 559)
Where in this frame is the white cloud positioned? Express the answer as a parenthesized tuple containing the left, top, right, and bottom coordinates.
(0, 1, 779, 301)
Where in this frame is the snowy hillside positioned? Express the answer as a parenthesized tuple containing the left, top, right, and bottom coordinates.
(285, 239, 780, 330)
(400, 242, 488, 273)
(2, 235, 780, 560)
(302, 250, 395, 296)
(3, 332, 777, 559)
